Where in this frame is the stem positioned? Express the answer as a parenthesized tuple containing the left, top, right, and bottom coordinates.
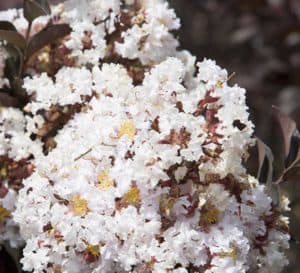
(25, 21, 32, 43)
(14, 20, 33, 105)
(275, 157, 299, 184)
(74, 148, 93, 161)
(23, 20, 32, 66)
(17, 47, 24, 78)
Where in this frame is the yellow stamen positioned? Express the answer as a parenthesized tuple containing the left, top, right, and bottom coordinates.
(70, 196, 88, 216)
(86, 244, 100, 257)
(134, 13, 145, 25)
(219, 248, 238, 259)
(0, 206, 10, 221)
(97, 170, 114, 189)
(124, 185, 140, 206)
(118, 120, 136, 140)
(0, 167, 7, 178)
(201, 206, 220, 225)
(216, 80, 223, 89)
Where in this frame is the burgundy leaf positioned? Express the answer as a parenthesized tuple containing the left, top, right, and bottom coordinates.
(283, 165, 300, 182)
(23, 0, 51, 23)
(272, 105, 300, 167)
(26, 24, 72, 59)
(256, 137, 274, 185)
(0, 247, 19, 273)
(0, 92, 22, 107)
(0, 21, 17, 31)
(3, 44, 24, 81)
(0, 30, 26, 50)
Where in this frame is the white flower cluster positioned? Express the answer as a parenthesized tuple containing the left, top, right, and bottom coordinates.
(0, 107, 42, 247)
(115, 1, 180, 64)
(0, 0, 290, 273)
(0, 108, 43, 160)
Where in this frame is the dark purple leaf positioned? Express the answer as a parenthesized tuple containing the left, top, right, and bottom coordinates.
(283, 165, 300, 182)
(3, 45, 23, 82)
(0, 92, 21, 107)
(256, 137, 274, 185)
(0, 246, 19, 273)
(255, 138, 281, 207)
(0, 30, 26, 50)
(286, 134, 300, 168)
(0, 21, 17, 31)
(268, 183, 280, 208)
(26, 23, 72, 59)
(272, 106, 300, 167)
(23, 0, 51, 23)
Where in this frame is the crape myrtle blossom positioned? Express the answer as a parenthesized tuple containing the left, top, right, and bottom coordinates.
(0, 108, 42, 247)
(0, 0, 290, 273)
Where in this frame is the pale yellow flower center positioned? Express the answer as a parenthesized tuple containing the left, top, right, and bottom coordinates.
(0, 206, 10, 221)
(86, 244, 100, 257)
(70, 196, 88, 216)
(201, 206, 220, 225)
(219, 247, 238, 259)
(124, 186, 140, 205)
(118, 120, 136, 140)
(97, 170, 114, 189)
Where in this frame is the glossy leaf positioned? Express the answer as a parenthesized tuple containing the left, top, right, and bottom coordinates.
(0, 30, 26, 50)
(26, 24, 72, 59)
(23, 0, 51, 23)
(0, 21, 17, 31)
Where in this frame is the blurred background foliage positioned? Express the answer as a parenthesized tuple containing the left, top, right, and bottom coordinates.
(0, 0, 299, 272)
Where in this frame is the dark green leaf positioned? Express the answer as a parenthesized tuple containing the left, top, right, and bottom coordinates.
(0, 21, 17, 31)
(0, 30, 26, 50)
(23, 0, 51, 23)
(26, 23, 72, 59)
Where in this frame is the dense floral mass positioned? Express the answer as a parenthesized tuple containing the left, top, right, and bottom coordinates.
(0, 0, 290, 273)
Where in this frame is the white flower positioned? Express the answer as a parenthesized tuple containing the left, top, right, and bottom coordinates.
(0, 0, 289, 272)
(0, 107, 42, 160)
(24, 67, 93, 113)
(115, 1, 179, 64)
